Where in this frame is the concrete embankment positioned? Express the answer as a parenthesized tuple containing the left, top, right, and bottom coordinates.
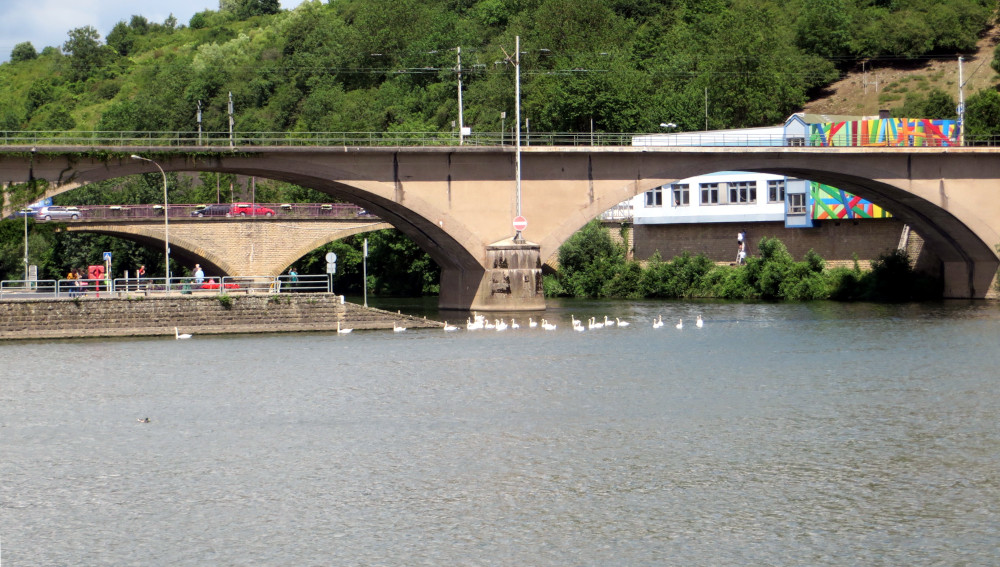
(0, 294, 441, 340)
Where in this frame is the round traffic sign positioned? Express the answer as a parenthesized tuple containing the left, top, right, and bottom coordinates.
(513, 216, 528, 231)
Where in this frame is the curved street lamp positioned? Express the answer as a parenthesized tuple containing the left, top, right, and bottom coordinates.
(130, 155, 170, 283)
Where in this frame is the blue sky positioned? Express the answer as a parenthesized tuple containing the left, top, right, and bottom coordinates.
(0, 0, 309, 62)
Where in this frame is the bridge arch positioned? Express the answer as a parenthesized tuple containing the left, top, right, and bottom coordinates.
(5, 145, 999, 306)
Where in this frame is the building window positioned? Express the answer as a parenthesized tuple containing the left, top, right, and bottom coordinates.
(728, 181, 757, 204)
(788, 193, 807, 214)
(671, 184, 689, 207)
(787, 137, 805, 147)
(700, 183, 719, 205)
(644, 186, 663, 207)
(768, 180, 785, 203)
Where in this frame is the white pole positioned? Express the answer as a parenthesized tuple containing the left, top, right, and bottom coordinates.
(515, 36, 523, 241)
(958, 55, 965, 145)
(457, 46, 464, 146)
(363, 237, 368, 307)
(197, 100, 202, 146)
(228, 91, 234, 148)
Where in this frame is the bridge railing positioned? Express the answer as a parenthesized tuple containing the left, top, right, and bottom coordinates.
(29, 203, 377, 222)
(7, 129, 1000, 147)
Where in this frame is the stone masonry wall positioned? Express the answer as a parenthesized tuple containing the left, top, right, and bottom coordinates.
(634, 219, 907, 265)
(0, 294, 438, 340)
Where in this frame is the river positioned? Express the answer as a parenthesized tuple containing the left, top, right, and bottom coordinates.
(2, 299, 999, 565)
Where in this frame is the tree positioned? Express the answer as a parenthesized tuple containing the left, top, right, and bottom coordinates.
(963, 89, 1000, 143)
(63, 26, 108, 82)
(10, 42, 38, 63)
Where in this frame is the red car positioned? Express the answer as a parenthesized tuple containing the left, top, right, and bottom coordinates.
(232, 203, 275, 217)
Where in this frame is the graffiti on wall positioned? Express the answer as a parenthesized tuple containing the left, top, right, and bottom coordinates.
(810, 182, 890, 220)
(809, 118, 959, 147)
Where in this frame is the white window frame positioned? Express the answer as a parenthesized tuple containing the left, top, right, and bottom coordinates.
(671, 183, 690, 207)
(768, 179, 785, 203)
(788, 193, 807, 214)
(728, 181, 757, 204)
(645, 186, 663, 207)
(700, 182, 719, 205)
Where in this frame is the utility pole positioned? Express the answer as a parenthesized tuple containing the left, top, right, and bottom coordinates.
(228, 91, 234, 148)
(197, 100, 203, 146)
(515, 35, 522, 241)
(457, 46, 464, 146)
(958, 55, 966, 145)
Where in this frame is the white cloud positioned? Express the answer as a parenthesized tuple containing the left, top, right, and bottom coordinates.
(0, 0, 307, 62)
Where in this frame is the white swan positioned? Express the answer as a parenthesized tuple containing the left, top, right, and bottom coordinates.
(696, 315, 704, 328)
(510, 319, 520, 329)
(175, 327, 192, 339)
(542, 319, 557, 331)
(604, 315, 614, 327)
(588, 317, 603, 330)
(495, 319, 508, 332)
(675, 319, 683, 330)
(653, 316, 663, 329)
(616, 317, 630, 327)
(528, 317, 538, 328)
(393, 322, 406, 332)
(443, 321, 458, 332)
(337, 322, 353, 334)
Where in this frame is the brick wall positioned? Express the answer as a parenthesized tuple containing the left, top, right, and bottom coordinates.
(634, 219, 907, 265)
(0, 294, 438, 340)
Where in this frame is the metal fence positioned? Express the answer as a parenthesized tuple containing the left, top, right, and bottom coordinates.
(4, 129, 1000, 148)
(22, 203, 376, 222)
(0, 274, 332, 300)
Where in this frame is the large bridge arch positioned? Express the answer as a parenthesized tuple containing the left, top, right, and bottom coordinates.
(4, 145, 1000, 306)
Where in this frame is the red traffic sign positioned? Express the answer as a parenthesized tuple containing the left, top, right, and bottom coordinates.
(513, 216, 528, 231)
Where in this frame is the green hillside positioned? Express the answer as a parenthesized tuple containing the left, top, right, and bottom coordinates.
(2, 0, 997, 137)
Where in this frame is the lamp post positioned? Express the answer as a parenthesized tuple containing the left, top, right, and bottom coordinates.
(130, 155, 170, 283)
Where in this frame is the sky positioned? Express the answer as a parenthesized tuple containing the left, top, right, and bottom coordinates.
(0, 0, 308, 62)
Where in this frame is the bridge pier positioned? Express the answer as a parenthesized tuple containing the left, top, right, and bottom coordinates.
(439, 239, 545, 312)
(942, 259, 999, 299)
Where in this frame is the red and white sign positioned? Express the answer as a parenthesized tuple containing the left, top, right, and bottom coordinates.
(513, 216, 528, 232)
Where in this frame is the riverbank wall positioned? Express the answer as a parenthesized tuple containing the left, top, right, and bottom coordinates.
(0, 294, 440, 340)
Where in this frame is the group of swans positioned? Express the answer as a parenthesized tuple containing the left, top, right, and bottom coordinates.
(570, 315, 630, 332)
(652, 314, 704, 329)
(462, 314, 556, 332)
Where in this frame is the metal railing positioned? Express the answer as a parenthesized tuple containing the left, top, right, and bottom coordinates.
(0, 274, 332, 299)
(6, 129, 992, 148)
(22, 203, 377, 222)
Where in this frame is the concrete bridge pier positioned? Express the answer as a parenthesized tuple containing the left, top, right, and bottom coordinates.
(942, 259, 999, 299)
(439, 239, 544, 312)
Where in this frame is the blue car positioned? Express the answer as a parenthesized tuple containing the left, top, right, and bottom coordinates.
(11, 208, 37, 218)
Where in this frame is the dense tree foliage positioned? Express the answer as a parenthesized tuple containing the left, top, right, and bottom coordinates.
(547, 223, 940, 301)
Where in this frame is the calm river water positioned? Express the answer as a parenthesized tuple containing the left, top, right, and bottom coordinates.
(2, 299, 1000, 565)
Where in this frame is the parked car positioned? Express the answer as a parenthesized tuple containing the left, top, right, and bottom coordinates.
(191, 203, 232, 217)
(37, 206, 81, 220)
(232, 203, 275, 217)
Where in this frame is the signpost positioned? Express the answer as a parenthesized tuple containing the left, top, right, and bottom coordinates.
(513, 215, 527, 233)
(325, 252, 337, 293)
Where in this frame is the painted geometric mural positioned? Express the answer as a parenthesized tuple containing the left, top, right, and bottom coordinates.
(808, 117, 959, 147)
(811, 182, 890, 220)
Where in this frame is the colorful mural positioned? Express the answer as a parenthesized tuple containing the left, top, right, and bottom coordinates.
(810, 182, 890, 220)
(808, 118, 959, 147)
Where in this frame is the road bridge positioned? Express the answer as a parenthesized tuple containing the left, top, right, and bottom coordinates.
(63, 217, 390, 277)
(2, 144, 999, 310)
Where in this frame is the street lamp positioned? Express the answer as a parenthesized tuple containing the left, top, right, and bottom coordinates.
(130, 155, 170, 283)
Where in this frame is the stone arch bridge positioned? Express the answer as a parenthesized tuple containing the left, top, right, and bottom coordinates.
(2, 145, 999, 310)
(63, 217, 390, 277)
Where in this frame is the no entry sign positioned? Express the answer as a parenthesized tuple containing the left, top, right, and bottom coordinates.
(513, 216, 528, 231)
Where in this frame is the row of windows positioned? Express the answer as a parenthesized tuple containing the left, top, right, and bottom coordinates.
(644, 180, 786, 207)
